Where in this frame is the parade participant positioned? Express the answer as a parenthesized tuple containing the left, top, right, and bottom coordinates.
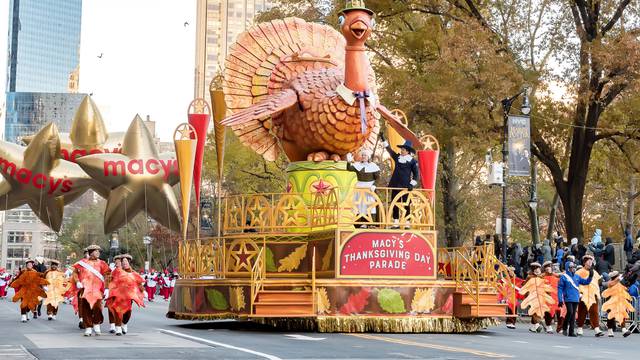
(499, 266, 524, 329)
(346, 149, 380, 225)
(168, 271, 177, 299)
(0, 267, 11, 298)
(575, 255, 605, 337)
(542, 261, 561, 333)
(10, 259, 48, 322)
(558, 261, 594, 336)
(107, 255, 123, 333)
(160, 271, 172, 301)
(106, 254, 145, 336)
(65, 248, 90, 329)
(144, 270, 158, 302)
(32, 256, 47, 317)
(520, 262, 546, 332)
(43, 260, 68, 320)
(379, 133, 419, 228)
(601, 271, 632, 337)
(72, 244, 110, 336)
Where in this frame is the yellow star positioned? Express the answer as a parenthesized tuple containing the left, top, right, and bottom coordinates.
(0, 123, 96, 231)
(76, 115, 181, 234)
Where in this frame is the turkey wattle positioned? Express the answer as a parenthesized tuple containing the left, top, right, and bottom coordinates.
(221, 9, 421, 162)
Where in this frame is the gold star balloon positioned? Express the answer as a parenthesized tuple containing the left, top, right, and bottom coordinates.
(0, 123, 96, 231)
(76, 115, 181, 234)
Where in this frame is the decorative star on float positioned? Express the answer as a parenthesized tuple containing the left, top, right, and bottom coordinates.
(0, 123, 96, 231)
(76, 115, 181, 234)
(229, 240, 258, 272)
(311, 179, 333, 195)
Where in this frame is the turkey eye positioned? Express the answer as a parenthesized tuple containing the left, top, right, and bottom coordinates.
(338, 15, 345, 26)
(371, 18, 376, 29)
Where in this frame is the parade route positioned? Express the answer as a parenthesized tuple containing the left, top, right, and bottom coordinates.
(0, 292, 638, 360)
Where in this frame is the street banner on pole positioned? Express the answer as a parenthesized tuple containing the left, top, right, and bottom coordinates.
(508, 115, 531, 177)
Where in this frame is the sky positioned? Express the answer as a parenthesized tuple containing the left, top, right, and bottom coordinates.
(0, 0, 197, 141)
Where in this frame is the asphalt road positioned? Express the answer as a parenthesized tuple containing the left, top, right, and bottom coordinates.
(0, 290, 637, 360)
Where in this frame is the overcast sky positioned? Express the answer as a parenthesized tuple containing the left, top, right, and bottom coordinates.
(0, 0, 197, 141)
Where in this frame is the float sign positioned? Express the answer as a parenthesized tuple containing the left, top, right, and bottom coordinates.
(339, 231, 435, 278)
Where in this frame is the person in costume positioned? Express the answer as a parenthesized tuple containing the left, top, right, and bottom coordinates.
(107, 255, 123, 333)
(161, 270, 173, 301)
(43, 260, 68, 320)
(65, 248, 90, 329)
(346, 148, 380, 226)
(72, 244, 110, 336)
(601, 271, 633, 337)
(558, 260, 595, 336)
(499, 266, 524, 329)
(575, 254, 604, 337)
(0, 267, 12, 298)
(106, 254, 145, 336)
(542, 261, 561, 333)
(521, 262, 546, 332)
(10, 259, 48, 322)
(379, 133, 420, 228)
(144, 270, 158, 302)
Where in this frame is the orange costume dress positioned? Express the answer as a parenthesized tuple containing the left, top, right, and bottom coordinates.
(11, 269, 48, 314)
(73, 258, 110, 328)
(543, 274, 561, 328)
(106, 268, 145, 326)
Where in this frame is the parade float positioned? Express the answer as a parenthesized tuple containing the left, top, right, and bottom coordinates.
(166, 0, 516, 333)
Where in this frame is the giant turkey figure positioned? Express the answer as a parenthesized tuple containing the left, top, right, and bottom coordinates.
(221, 0, 421, 162)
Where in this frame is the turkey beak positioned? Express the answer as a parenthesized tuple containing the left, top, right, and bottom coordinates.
(349, 20, 368, 39)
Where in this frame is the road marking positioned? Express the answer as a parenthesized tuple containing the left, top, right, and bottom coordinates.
(0, 345, 36, 359)
(513, 340, 528, 344)
(284, 334, 326, 341)
(160, 329, 282, 360)
(478, 335, 490, 338)
(553, 345, 571, 349)
(347, 333, 512, 358)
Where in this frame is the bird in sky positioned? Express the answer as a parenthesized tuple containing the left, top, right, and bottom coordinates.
(97, 53, 103, 59)
(184, 21, 189, 27)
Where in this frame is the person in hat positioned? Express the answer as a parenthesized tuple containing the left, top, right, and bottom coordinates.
(541, 261, 561, 333)
(558, 261, 594, 336)
(106, 255, 124, 333)
(601, 271, 632, 337)
(43, 260, 68, 320)
(520, 262, 547, 332)
(64, 248, 90, 329)
(575, 254, 604, 336)
(144, 269, 159, 302)
(0, 267, 12, 298)
(72, 244, 110, 336)
(106, 254, 145, 336)
(346, 148, 380, 226)
(10, 259, 48, 322)
(498, 266, 524, 329)
(379, 133, 420, 228)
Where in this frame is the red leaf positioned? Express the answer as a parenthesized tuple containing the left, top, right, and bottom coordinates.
(441, 294, 453, 313)
(340, 288, 371, 314)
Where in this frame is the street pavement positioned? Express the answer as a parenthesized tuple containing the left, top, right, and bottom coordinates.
(0, 290, 637, 360)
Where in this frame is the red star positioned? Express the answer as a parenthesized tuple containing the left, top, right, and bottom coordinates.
(286, 182, 292, 193)
(312, 179, 333, 195)
(236, 248, 251, 267)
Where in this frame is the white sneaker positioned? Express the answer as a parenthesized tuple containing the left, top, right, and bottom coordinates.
(122, 324, 128, 334)
(48, 315, 53, 320)
(506, 323, 516, 329)
(529, 324, 540, 333)
(607, 329, 614, 337)
(115, 326, 122, 336)
(546, 326, 554, 334)
(391, 219, 400, 229)
(84, 328, 92, 337)
(52, 315, 56, 320)
(93, 325, 101, 336)
(109, 323, 116, 333)
(595, 328, 605, 337)
(21, 314, 27, 323)
(577, 327, 583, 336)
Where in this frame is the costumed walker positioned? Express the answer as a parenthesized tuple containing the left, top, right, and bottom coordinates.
(106, 254, 145, 336)
(72, 244, 110, 336)
(11, 259, 48, 322)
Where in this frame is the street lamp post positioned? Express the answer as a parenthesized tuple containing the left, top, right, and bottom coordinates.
(500, 88, 531, 262)
(143, 235, 152, 271)
(109, 231, 119, 263)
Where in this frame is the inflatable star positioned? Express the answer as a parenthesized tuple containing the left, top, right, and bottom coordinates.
(0, 123, 97, 231)
(77, 115, 181, 234)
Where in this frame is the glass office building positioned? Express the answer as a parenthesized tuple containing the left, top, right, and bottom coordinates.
(6, 0, 82, 93)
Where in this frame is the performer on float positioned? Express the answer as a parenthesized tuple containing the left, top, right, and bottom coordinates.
(346, 149, 380, 225)
(601, 271, 633, 337)
(379, 133, 419, 228)
(72, 244, 110, 336)
(10, 259, 48, 322)
(542, 261, 561, 333)
(144, 270, 158, 302)
(521, 262, 545, 332)
(0, 267, 11, 298)
(575, 255, 605, 337)
(43, 260, 68, 320)
(106, 254, 145, 336)
(499, 266, 524, 329)
(107, 255, 123, 334)
(558, 260, 595, 336)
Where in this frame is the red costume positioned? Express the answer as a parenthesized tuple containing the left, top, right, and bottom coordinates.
(499, 276, 524, 326)
(73, 257, 110, 329)
(106, 268, 145, 328)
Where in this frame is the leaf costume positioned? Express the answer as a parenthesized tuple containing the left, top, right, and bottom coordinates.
(11, 269, 48, 312)
(73, 258, 110, 307)
(575, 268, 601, 308)
(43, 270, 69, 309)
(519, 276, 554, 318)
(602, 281, 634, 323)
(106, 268, 145, 319)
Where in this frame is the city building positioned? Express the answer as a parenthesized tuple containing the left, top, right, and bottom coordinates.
(2, 0, 84, 271)
(194, 0, 273, 98)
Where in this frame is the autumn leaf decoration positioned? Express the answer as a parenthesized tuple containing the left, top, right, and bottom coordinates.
(602, 282, 635, 323)
(340, 288, 371, 314)
(278, 243, 308, 272)
(316, 287, 331, 314)
(577, 269, 601, 308)
(321, 239, 334, 271)
(182, 287, 193, 312)
(411, 288, 435, 314)
(229, 287, 246, 311)
(519, 277, 554, 318)
(378, 288, 406, 314)
(205, 289, 229, 311)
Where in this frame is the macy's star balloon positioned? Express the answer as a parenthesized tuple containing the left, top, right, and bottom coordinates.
(0, 123, 97, 231)
(76, 115, 181, 233)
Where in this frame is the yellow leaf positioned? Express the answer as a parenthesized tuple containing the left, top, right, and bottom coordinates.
(321, 240, 334, 271)
(278, 243, 308, 272)
(602, 283, 634, 323)
(576, 269, 601, 308)
(316, 287, 331, 314)
(519, 277, 554, 318)
(182, 287, 193, 312)
(229, 286, 246, 311)
(411, 288, 435, 313)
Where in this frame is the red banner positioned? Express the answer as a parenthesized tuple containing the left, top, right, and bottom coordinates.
(417, 149, 438, 191)
(339, 232, 435, 278)
(187, 113, 210, 204)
